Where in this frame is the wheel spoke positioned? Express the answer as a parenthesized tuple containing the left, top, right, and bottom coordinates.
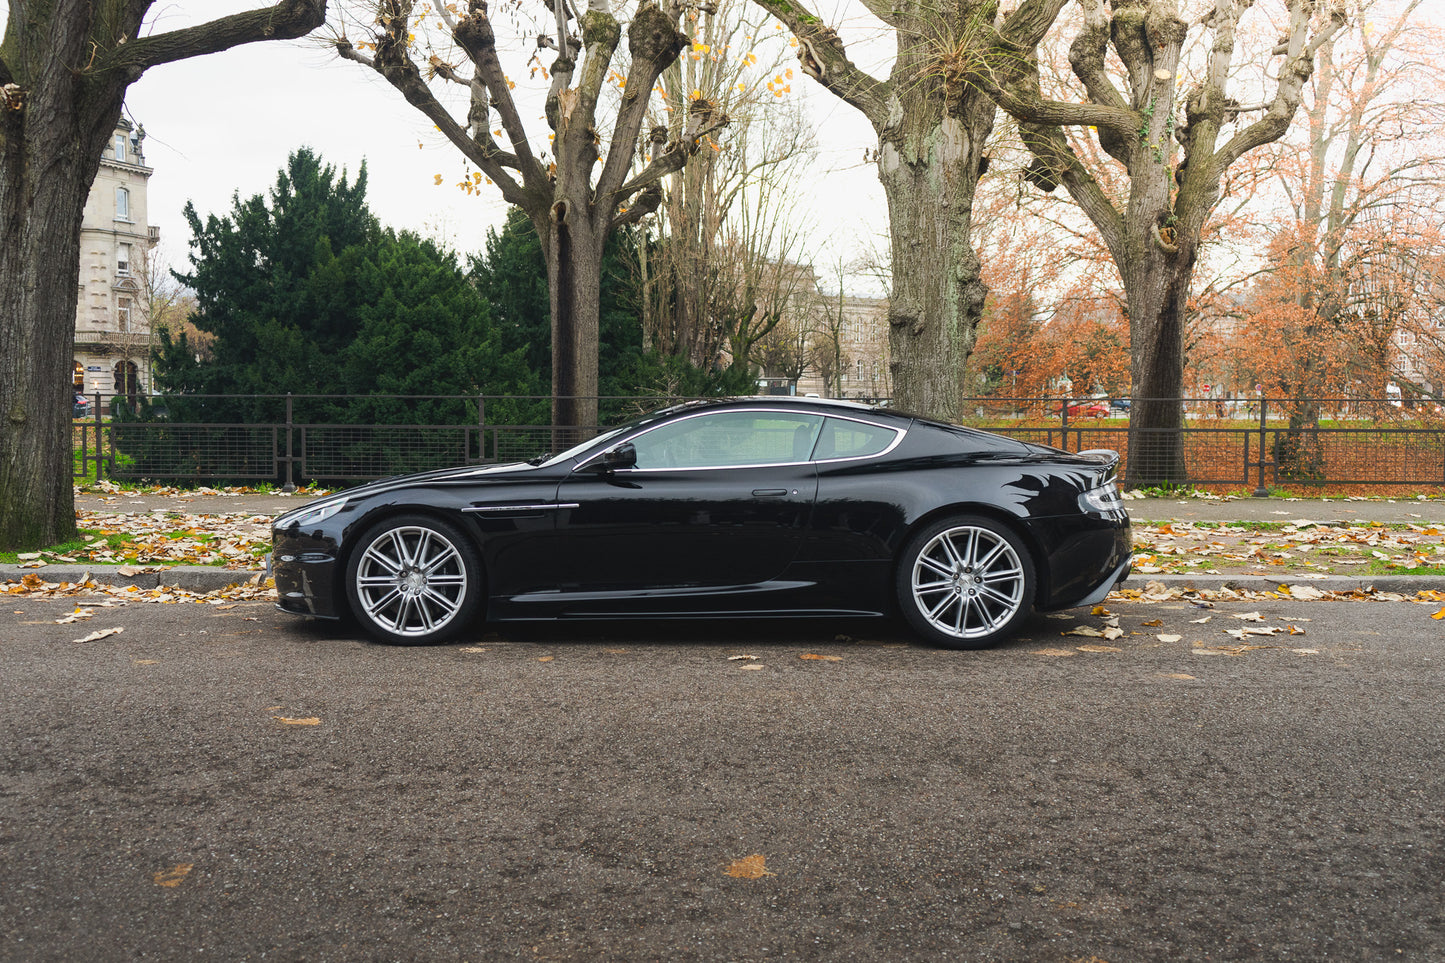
(353, 524, 473, 639)
(912, 524, 1026, 640)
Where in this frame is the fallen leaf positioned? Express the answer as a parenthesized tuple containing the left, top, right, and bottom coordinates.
(73, 627, 123, 644)
(1233, 612, 1265, 622)
(1433, 607, 1445, 621)
(1077, 644, 1122, 653)
(724, 854, 776, 879)
(1189, 616, 1212, 624)
(1163, 673, 1196, 680)
(458, 647, 489, 653)
(1141, 618, 1163, 627)
(54, 608, 94, 624)
(537, 656, 554, 663)
(1033, 647, 1077, 657)
(739, 663, 765, 671)
(1157, 634, 1183, 643)
(800, 653, 843, 661)
(1063, 626, 1105, 638)
(273, 716, 321, 726)
(1292, 648, 1320, 655)
(153, 864, 193, 888)
(727, 655, 760, 661)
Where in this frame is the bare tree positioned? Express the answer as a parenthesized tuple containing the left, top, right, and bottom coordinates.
(979, 0, 1345, 484)
(333, 0, 729, 443)
(0, 1, 327, 549)
(636, 0, 817, 372)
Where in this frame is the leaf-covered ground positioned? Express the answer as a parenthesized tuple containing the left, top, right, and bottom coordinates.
(1129, 519, 1445, 577)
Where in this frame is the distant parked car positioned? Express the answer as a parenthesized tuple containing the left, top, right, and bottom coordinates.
(1066, 401, 1110, 418)
(72, 394, 90, 419)
(1109, 398, 1131, 412)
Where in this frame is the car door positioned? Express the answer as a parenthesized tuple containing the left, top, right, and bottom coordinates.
(554, 409, 823, 603)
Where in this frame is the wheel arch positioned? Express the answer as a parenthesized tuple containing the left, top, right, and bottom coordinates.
(894, 503, 1051, 604)
(332, 503, 486, 617)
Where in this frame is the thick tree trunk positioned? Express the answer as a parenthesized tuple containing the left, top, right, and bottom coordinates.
(878, 100, 993, 423)
(545, 202, 602, 449)
(1122, 254, 1192, 487)
(0, 37, 121, 548)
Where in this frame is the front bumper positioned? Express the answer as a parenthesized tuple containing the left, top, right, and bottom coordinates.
(271, 528, 343, 619)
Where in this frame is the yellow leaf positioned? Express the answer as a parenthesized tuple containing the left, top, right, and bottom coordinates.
(273, 716, 321, 726)
(537, 656, 554, 662)
(153, 864, 193, 888)
(800, 653, 842, 662)
(433, 174, 443, 185)
(1433, 607, 1445, 620)
(724, 854, 776, 879)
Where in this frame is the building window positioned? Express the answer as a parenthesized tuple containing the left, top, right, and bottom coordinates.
(115, 186, 130, 220)
(117, 298, 132, 331)
(114, 133, 127, 162)
(117, 243, 131, 276)
(114, 360, 140, 397)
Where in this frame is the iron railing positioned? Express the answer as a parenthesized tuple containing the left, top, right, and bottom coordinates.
(71, 393, 1445, 490)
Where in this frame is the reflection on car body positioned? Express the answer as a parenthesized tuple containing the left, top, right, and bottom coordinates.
(271, 397, 1131, 649)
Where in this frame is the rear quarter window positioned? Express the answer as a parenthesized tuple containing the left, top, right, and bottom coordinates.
(815, 417, 899, 460)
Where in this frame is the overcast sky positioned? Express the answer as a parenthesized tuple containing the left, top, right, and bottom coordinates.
(97, 3, 888, 287)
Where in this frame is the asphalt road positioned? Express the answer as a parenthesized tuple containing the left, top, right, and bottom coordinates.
(2, 600, 1443, 962)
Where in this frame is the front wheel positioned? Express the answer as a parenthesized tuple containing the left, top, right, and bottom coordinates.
(344, 515, 482, 645)
(896, 515, 1035, 649)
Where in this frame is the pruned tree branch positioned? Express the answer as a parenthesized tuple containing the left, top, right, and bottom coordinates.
(104, 0, 327, 75)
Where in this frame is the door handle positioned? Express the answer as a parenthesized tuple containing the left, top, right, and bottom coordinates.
(751, 489, 788, 497)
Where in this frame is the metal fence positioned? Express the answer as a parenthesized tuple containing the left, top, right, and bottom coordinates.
(71, 393, 1445, 490)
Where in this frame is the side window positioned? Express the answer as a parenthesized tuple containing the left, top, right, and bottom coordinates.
(814, 417, 899, 460)
(629, 412, 824, 469)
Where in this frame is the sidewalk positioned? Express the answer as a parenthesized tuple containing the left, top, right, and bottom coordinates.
(4, 491, 1443, 597)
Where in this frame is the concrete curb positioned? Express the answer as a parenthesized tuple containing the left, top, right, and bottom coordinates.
(1117, 573, 1445, 595)
(0, 564, 265, 593)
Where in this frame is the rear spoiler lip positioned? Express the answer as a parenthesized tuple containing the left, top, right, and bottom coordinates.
(1075, 448, 1122, 481)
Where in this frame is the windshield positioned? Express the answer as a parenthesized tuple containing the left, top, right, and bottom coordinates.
(532, 404, 692, 469)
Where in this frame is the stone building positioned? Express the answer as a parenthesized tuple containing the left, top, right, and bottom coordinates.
(73, 117, 157, 398)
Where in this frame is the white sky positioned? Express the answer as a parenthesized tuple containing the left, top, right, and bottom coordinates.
(104, 3, 888, 287)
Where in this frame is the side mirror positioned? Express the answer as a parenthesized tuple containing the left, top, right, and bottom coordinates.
(597, 442, 637, 471)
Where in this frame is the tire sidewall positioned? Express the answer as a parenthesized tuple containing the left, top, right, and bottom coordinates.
(896, 514, 1035, 649)
(343, 513, 483, 645)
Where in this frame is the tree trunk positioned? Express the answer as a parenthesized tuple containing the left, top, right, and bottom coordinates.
(1120, 244, 1194, 487)
(879, 112, 991, 422)
(545, 202, 602, 449)
(0, 144, 99, 547)
(0, 23, 122, 548)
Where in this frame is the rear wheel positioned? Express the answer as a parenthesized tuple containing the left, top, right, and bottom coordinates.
(896, 515, 1035, 649)
(344, 515, 481, 645)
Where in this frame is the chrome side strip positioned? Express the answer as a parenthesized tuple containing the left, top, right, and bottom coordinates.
(462, 503, 580, 513)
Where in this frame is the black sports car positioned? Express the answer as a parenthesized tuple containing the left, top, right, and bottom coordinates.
(270, 398, 1131, 648)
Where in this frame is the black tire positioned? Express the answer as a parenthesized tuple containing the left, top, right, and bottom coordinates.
(896, 514, 1035, 649)
(343, 514, 482, 645)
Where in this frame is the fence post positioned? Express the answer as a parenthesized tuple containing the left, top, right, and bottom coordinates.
(92, 391, 104, 481)
(1253, 394, 1269, 497)
(477, 394, 486, 464)
(283, 393, 296, 492)
(1059, 397, 1070, 452)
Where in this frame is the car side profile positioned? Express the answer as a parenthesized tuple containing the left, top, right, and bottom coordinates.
(270, 398, 1132, 649)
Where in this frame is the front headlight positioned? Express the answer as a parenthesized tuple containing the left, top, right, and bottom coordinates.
(276, 497, 347, 529)
(1078, 482, 1124, 514)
